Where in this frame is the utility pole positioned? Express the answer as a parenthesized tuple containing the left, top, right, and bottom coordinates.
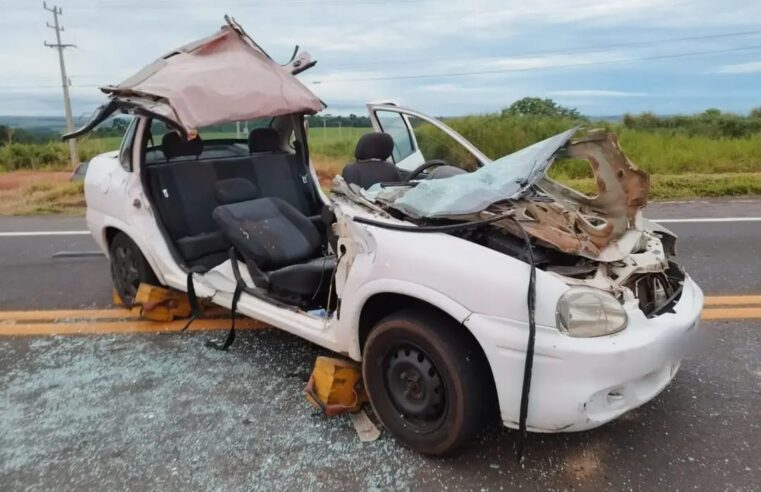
(43, 2, 79, 168)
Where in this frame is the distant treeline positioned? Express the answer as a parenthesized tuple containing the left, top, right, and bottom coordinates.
(0, 125, 54, 144)
(306, 113, 371, 128)
(0, 117, 130, 145)
(622, 108, 761, 138)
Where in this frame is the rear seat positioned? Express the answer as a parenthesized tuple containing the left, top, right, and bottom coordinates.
(145, 129, 320, 269)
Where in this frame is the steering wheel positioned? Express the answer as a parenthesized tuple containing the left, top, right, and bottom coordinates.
(404, 159, 449, 182)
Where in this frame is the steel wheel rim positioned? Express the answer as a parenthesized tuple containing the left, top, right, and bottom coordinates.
(383, 342, 447, 432)
(112, 245, 140, 300)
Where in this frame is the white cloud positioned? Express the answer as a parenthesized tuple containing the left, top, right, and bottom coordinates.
(549, 90, 650, 97)
(713, 60, 761, 74)
(2, 0, 760, 117)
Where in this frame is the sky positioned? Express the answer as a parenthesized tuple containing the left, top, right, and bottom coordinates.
(1, 0, 761, 119)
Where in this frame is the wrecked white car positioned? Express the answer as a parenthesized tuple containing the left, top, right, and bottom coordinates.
(67, 19, 704, 455)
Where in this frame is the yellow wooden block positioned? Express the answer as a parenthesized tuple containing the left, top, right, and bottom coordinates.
(305, 356, 367, 416)
(132, 283, 193, 322)
(112, 289, 123, 307)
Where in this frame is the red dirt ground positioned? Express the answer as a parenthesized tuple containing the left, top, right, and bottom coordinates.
(0, 171, 71, 191)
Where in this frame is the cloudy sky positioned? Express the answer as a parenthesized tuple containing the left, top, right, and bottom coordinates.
(1, 0, 761, 119)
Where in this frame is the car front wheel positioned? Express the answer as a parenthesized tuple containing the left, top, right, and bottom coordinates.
(362, 309, 494, 455)
(109, 232, 157, 307)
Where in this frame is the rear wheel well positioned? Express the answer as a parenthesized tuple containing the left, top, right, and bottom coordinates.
(104, 226, 121, 248)
(103, 227, 160, 286)
(357, 293, 496, 395)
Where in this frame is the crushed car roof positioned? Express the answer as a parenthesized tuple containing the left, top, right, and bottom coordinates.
(64, 18, 325, 139)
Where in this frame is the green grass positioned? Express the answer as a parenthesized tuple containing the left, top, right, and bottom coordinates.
(2, 117, 761, 215)
(561, 172, 761, 200)
(0, 138, 114, 172)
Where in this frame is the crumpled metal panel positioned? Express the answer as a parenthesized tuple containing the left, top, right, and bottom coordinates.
(386, 128, 578, 218)
(496, 131, 651, 260)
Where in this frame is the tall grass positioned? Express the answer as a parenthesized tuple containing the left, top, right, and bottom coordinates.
(3, 116, 761, 180)
(0, 138, 113, 172)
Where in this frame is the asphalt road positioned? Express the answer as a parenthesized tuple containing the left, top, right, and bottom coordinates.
(0, 199, 759, 491)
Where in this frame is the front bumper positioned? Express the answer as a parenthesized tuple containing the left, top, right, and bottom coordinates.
(465, 276, 704, 432)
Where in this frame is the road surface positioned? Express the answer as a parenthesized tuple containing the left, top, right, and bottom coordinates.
(0, 198, 759, 491)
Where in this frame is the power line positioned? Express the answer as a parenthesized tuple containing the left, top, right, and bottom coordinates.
(327, 28, 761, 70)
(3, 0, 429, 10)
(43, 1, 79, 168)
(311, 43, 761, 83)
(4, 42, 760, 90)
(5, 34, 761, 91)
(6, 27, 761, 89)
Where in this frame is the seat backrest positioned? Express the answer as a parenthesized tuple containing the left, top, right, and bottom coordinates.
(247, 127, 315, 215)
(214, 178, 259, 205)
(212, 197, 322, 271)
(146, 161, 219, 239)
(250, 153, 313, 215)
(161, 132, 204, 161)
(342, 132, 401, 188)
(248, 127, 281, 153)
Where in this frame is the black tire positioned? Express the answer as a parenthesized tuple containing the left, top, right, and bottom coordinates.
(362, 308, 493, 455)
(109, 232, 157, 307)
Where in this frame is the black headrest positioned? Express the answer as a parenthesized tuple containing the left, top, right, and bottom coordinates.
(214, 178, 259, 205)
(248, 128, 281, 153)
(355, 132, 394, 161)
(161, 132, 203, 160)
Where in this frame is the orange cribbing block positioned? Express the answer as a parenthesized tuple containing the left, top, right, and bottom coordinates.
(305, 356, 368, 416)
(130, 283, 193, 322)
(112, 289, 124, 307)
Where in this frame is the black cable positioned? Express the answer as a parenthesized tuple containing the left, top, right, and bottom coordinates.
(352, 212, 512, 233)
(511, 218, 537, 462)
(205, 247, 245, 351)
(181, 265, 209, 332)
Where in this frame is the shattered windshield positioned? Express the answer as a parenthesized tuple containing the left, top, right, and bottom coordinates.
(378, 128, 577, 218)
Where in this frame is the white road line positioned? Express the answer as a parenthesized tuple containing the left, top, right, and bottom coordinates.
(1, 216, 760, 237)
(0, 231, 91, 237)
(653, 217, 761, 223)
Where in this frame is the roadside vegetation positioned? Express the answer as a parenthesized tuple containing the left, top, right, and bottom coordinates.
(2, 98, 761, 214)
(0, 172, 84, 215)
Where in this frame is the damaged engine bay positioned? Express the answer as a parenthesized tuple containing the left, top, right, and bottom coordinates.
(333, 129, 685, 318)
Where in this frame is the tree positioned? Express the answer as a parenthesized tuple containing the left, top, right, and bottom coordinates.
(502, 97, 583, 120)
(111, 118, 130, 133)
(0, 125, 18, 146)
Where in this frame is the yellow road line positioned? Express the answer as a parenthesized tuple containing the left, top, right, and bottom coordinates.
(0, 293, 759, 337)
(0, 307, 234, 322)
(701, 307, 761, 320)
(0, 318, 267, 337)
(0, 309, 133, 322)
(704, 295, 761, 306)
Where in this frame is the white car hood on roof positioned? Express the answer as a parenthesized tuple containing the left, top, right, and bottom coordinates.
(64, 17, 325, 140)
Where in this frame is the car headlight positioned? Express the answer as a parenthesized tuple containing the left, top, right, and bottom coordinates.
(555, 287, 628, 337)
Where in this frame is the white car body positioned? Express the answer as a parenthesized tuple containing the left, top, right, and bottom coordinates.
(72, 21, 704, 450)
(84, 107, 704, 434)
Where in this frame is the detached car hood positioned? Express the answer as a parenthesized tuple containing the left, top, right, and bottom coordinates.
(64, 18, 325, 140)
(354, 128, 653, 262)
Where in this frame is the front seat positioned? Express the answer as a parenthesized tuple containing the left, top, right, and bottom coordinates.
(341, 133, 401, 188)
(212, 196, 335, 306)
